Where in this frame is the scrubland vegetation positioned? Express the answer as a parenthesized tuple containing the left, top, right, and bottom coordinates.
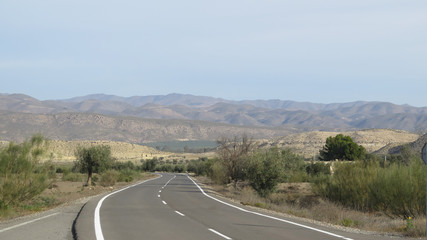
(0, 136, 151, 219)
(0, 135, 54, 214)
(1, 133, 426, 237)
(184, 135, 426, 237)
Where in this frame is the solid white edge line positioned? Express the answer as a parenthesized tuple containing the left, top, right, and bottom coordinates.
(0, 212, 59, 233)
(175, 211, 185, 216)
(94, 174, 163, 240)
(187, 175, 353, 240)
(208, 228, 232, 240)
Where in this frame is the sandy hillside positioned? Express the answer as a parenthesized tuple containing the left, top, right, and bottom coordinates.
(43, 140, 169, 162)
(265, 129, 419, 158)
(0, 129, 420, 161)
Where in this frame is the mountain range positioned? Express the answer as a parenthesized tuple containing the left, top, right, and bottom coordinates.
(1, 93, 426, 133)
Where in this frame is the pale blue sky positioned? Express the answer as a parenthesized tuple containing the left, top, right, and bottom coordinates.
(1, 0, 426, 106)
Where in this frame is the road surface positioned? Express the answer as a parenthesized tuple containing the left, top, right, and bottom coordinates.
(0, 197, 87, 240)
(75, 173, 397, 240)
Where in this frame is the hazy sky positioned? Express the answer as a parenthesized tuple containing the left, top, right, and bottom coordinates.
(1, 1, 426, 106)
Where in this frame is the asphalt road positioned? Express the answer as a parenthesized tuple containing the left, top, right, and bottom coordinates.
(75, 173, 398, 240)
(0, 198, 87, 240)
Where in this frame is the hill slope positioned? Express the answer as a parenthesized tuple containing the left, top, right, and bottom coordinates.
(0, 111, 293, 143)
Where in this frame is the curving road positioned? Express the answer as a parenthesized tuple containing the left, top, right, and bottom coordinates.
(74, 173, 395, 240)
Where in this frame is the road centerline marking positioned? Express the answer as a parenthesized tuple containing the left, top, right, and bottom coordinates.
(208, 228, 232, 240)
(161, 175, 176, 189)
(94, 174, 162, 240)
(175, 211, 185, 216)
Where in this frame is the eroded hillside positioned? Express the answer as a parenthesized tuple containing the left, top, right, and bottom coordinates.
(262, 129, 419, 158)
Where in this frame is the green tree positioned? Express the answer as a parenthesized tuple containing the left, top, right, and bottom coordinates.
(247, 148, 284, 197)
(0, 134, 50, 210)
(319, 134, 366, 161)
(141, 158, 158, 172)
(75, 145, 113, 186)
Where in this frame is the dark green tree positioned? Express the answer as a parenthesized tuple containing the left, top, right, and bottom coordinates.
(75, 145, 113, 186)
(319, 134, 366, 161)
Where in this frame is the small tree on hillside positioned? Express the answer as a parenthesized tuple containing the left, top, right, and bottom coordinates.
(319, 134, 366, 161)
(75, 145, 113, 186)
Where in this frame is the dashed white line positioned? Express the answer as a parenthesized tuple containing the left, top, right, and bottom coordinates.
(162, 175, 176, 189)
(162, 201, 167, 205)
(208, 228, 232, 240)
(95, 174, 162, 240)
(174, 211, 185, 216)
(0, 212, 59, 233)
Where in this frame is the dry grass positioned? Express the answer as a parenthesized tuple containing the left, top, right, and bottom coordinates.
(194, 176, 425, 238)
(0, 172, 155, 221)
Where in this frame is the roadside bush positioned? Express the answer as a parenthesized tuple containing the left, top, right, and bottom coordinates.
(188, 158, 215, 176)
(118, 169, 139, 182)
(208, 160, 228, 185)
(314, 161, 379, 211)
(281, 149, 307, 183)
(306, 162, 331, 177)
(156, 164, 174, 172)
(370, 159, 425, 218)
(100, 170, 118, 187)
(173, 164, 186, 173)
(0, 135, 50, 210)
(141, 158, 158, 172)
(247, 148, 284, 197)
(314, 159, 425, 219)
(113, 161, 136, 171)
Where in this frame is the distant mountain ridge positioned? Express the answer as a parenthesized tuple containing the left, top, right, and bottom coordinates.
(1, 93, 427, 132)
(0, 111, 294, 143)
